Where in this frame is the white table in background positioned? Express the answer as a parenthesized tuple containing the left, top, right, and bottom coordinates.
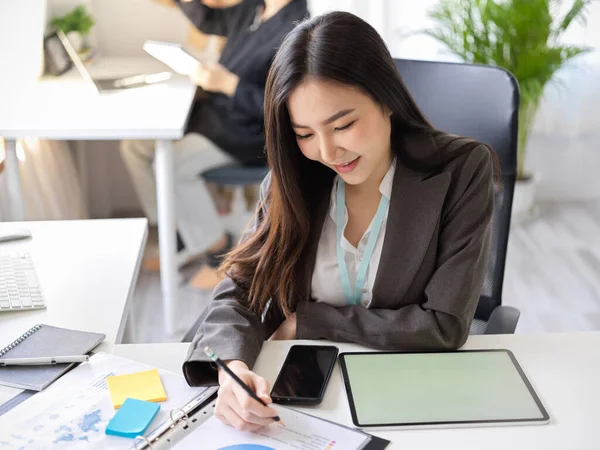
(114, 332, 600, 450)
(0, 218, 147, 352)
(0, 57, 196, 334)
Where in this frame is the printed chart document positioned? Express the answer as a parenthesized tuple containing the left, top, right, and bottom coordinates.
(0, 353, 206, 449)
(173, 406, 371, 450)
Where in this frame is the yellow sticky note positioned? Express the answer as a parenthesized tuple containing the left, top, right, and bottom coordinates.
(106, 369, 167, 409)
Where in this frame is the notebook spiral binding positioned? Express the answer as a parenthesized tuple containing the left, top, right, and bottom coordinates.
(0, 324, 42, 357)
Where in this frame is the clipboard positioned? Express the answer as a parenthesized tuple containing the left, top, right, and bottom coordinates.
(130, 387, 390, 450)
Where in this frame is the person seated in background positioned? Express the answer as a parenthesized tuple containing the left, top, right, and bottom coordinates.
(120, 0, 309, 289)
(181, 11, 495, 431)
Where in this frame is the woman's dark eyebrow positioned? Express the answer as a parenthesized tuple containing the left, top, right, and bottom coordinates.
(291, 109, 355, 128)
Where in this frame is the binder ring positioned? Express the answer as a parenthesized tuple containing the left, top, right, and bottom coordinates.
(133, 435, 153, 449)
(170, 407, 189, 427)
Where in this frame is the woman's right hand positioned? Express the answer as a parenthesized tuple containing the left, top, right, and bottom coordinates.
(215, 360, 280, 432)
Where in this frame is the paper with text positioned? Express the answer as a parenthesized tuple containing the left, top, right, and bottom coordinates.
(0, 385, 23, 406)
(173, 406, 370, 450)
(0, 353, 206, 449)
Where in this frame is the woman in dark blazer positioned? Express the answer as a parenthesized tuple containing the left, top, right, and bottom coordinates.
(183, 11, 495, 431)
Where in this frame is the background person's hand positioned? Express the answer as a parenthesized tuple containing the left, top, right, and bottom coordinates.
(199, 0, 242, 8)
(152, 0, 177, 7)
(268, 312, 297, 341)
(190, 62, 239, 96)
(215, 360, 279, 431)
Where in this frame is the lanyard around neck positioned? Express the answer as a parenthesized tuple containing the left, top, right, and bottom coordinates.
(336, 178, 390, 305)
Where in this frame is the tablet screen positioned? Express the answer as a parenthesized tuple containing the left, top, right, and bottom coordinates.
(339, 350, 549, 427)
(143, 41, 201, 76)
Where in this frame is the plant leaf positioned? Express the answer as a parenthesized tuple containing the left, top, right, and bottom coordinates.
(555, 0, 592, 34)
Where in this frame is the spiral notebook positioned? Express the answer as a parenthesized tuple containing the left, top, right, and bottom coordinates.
(0, 324, 105, 391)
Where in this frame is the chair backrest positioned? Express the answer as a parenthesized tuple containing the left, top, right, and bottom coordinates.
(202, 165, 270, 186)
(394, 58, 519, 321)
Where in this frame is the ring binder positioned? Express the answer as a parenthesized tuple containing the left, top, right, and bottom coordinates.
(129, 386, 219, 450)
(133, 435, 153, 449)
(170, 407, 189, 427)
(0, 324, 42, 356)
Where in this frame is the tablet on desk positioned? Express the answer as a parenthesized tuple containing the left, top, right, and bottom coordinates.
(339, 350, 549, 430)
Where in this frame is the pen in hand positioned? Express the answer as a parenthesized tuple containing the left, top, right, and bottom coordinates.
(204, 346, 282, 424)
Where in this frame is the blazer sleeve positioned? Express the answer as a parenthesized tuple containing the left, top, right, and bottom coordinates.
(183, 173, 272, 386)
(295, 146, 494, 350)
(176, 0, 245, 37)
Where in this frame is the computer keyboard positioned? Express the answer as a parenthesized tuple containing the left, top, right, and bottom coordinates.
(0, 251, 46, 312)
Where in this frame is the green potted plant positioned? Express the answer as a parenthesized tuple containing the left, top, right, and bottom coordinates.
(50, 5, 95, 53)
(425, 0, 593, 217)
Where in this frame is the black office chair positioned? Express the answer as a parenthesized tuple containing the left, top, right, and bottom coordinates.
(201, 164, 269, 187)
(184, 60, 520, 342)
(199, 164, 269, 224)
(395, 58, 520, 335)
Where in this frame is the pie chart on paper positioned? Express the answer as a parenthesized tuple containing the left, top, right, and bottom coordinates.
(218, 446, 275, 450)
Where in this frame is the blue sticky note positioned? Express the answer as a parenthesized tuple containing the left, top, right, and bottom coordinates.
(105, 398, 160, 439)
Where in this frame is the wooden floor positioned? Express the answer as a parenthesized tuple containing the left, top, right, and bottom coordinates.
(502, 201, 600, 333)
(124, 200, 600, 343)
(126, 230, 215, 343)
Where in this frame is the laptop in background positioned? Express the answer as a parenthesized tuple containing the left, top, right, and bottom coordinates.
(56, 29, 172, 93)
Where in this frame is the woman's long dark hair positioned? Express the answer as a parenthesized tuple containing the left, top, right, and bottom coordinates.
(221, 12, 446, 317)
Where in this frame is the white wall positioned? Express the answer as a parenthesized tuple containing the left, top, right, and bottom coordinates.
(48, 0, 188, 56)
(0, 0, 46, 221)
(89, 0, 188, 57)
(0, 0, 47, 86)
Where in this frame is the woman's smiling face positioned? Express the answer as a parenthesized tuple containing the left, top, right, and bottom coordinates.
(287, 78, 393, 186)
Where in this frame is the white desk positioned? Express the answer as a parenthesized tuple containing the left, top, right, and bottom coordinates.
(0, 218, 147, 353)
(114, 332, 600, 450)
(0, 57, 197, 334)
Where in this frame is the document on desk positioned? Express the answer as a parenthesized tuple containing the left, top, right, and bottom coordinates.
(0, 385, 23, 406)
(0, 353, 207, 449)
(173, 406, 371, 450)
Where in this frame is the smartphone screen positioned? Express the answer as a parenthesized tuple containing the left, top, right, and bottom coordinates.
(271, 345, 339, 404)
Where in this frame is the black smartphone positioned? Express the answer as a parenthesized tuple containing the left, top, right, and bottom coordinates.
(270, 344, 339, 405)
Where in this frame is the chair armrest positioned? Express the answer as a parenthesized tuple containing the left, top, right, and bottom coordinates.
(485, 306, 520, 334)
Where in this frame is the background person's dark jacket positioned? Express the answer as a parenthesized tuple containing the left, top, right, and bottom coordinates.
(177, 0, 309, 164)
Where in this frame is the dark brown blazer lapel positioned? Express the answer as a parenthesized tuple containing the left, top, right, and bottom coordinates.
(372, 164, 450, 308)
